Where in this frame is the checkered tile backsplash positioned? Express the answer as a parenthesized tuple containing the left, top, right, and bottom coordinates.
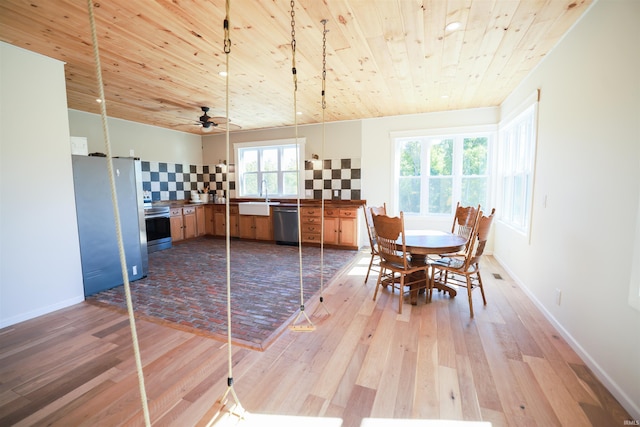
(304, 158, 361, 200)
(141, 158, 360, 201)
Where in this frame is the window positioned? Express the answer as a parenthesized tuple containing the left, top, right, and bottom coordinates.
(497, 101, 537, 234)
(235, 138, 305, 198)
(395, 132, 491, 215)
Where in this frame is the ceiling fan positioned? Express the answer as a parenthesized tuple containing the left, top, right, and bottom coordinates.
(196, 106, 241, 132)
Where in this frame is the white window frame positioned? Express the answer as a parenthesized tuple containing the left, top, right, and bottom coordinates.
(497, 91, 539, 236)
(391, 125, 495, 217)
(234, 138, 306, 198)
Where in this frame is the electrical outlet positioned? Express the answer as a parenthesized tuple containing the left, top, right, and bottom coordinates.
(133, 265, 137, 275)
(555, 288, 562, 306)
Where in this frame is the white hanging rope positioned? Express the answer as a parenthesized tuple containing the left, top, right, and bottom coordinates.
(289, 0, 315, 331)
(85, 2, 151, 426)
(218, 0, 244, 416)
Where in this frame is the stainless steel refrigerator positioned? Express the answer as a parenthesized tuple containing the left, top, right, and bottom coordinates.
(72, 155, 148, 296)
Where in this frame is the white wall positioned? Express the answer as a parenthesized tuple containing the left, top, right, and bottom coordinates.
(202, 120, 362, 165)
(0, 42, 84, 327)
(494, 0, 640, 417)
(69, 109, 203, 165)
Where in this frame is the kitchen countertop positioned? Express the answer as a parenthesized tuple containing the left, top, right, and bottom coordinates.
(154, 199, 366, 209)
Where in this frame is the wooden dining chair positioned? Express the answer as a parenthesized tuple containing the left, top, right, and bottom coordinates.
(372, 212, 429, 314)
(430, 208, 495, 317)
(363, 203, 387, 284)
(439, 202, 481, 259)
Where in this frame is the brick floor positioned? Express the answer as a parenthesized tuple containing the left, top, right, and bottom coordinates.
(86, 237, 358, 350)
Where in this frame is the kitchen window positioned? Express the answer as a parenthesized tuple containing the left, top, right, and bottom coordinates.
(235, 138, 306, 198)
(394, 130, 493, 216)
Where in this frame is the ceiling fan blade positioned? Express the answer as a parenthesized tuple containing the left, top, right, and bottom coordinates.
(208, 122, 242, 132)
(204, 116, 228, 124)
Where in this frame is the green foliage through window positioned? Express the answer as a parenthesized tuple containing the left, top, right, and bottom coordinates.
(396, 133, 491, 215)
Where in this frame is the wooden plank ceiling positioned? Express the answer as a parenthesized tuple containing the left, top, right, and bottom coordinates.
(0, 0, 592, 135)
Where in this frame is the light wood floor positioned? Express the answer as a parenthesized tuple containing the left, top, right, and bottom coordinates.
(0, 253, 632, 426)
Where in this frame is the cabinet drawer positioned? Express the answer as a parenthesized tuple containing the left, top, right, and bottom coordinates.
(170, 208, 182, 217)
(301, 233, 322, 243)
(324, 208, 339, 217)
(301, 224, 321, 233)
(339, 208, 357, 218)
(301, 216, 322, 225)
(301, 207, 321, 217)
(183, 206, 195, 215)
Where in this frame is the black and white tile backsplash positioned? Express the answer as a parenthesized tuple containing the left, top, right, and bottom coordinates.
(141, 158, 360, 201)
(304, 158, 361, 200)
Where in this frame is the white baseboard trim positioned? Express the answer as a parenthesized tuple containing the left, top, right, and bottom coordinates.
(493, 254, 640, 420)
(0, 296, 85, 329)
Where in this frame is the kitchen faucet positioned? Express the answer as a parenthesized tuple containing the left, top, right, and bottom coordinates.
(261, 178, 269, 202)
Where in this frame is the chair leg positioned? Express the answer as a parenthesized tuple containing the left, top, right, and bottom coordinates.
(427, 267, 434, 302)
(364, 253, 375, 284)
(373, 267, 384, 301)
(466, 275, 474, 318)
(476, 270, 487, 305)
(398, 275, 404, 314)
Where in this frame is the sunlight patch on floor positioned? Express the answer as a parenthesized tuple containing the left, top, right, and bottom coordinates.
(347, 254, 375, 276)
(208, 408, 491, 427)
(361, 419, 491, 426)
(208, 410, 342, 426)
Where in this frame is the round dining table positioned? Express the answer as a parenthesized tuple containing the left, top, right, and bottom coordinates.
(400, 231, 467, 301)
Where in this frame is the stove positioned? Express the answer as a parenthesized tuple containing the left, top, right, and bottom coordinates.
(144, 205, 171, 252)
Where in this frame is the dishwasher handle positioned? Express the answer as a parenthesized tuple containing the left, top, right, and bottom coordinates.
(274, 208, 298, 214)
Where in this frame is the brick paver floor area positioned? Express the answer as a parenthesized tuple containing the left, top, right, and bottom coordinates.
(87, 237, 358, 350)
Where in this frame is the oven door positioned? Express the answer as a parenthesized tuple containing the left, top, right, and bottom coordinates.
(145, 214, 172, 252)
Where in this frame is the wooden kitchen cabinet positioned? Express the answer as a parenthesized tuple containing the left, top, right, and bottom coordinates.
(182, 206, 197, 240)
(204, 205, 215, 235)
(170, 207, 184, 242)
(239, 214, 273, 240)
(324, 207, 359, 249)
(300, 207, 323, 244)
(170, 206, 200, 242)
(213, 204, 239, 237)
(195, 205, 205, 236)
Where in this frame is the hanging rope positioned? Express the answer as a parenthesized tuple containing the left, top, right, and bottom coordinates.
(315, 19, 330, 316)
(289, 0, 315, 332)
(85, 1, 151, 426)
(217, 0, 245, 418)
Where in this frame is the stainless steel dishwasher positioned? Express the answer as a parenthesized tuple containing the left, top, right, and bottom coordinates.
(272, 205, 299, 245)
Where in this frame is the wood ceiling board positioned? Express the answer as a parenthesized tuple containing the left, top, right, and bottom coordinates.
(0, 0, 594, 134)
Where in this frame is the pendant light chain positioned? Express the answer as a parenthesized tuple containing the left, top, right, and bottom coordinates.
(290, 0, 297, 92)
(317, 19, 330, 315)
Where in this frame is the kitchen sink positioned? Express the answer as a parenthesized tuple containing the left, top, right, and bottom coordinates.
(238, 201, 280, 216)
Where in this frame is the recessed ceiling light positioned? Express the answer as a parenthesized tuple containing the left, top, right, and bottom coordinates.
(445, 22, 461, 32)
(440, 95, 449, 99)
(296, 111, 302, 115)
(218, 71, 227, 77)
(96, 98, 102, 103)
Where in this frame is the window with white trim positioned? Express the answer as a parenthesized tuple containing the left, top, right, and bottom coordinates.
(497, 102, 537, 234)
(395, 132, 492, 215)
(235, 138, 305, 198)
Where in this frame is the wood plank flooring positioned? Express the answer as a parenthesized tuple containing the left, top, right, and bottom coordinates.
(0, 253, 632, 426)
